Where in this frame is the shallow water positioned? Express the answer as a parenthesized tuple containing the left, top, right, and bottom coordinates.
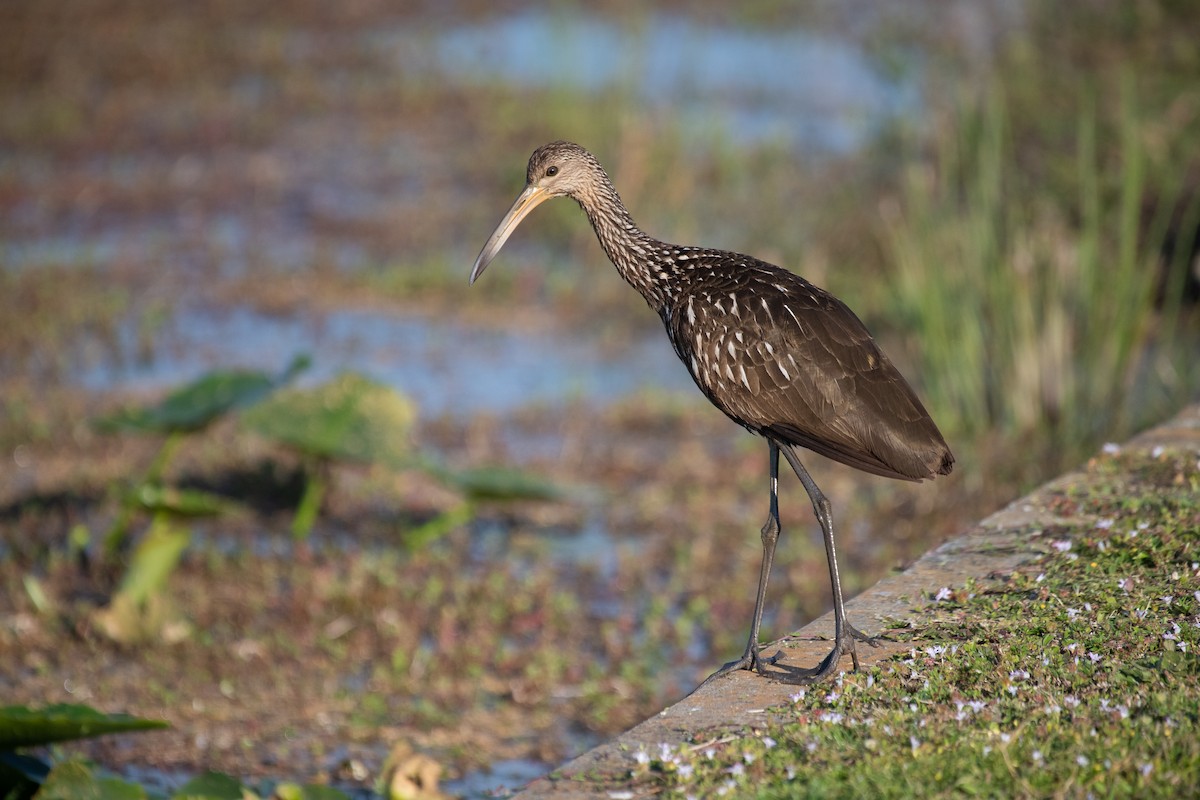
(406, 10, 920, 154)
(74, 303, 696, 417)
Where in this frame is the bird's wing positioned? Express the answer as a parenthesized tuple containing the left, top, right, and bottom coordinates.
(669, 262, 952, 481)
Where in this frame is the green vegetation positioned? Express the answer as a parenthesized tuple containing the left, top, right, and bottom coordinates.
(94, 356, 310, 556)
(1, 0, 1199, 796)
(881, 69, 1199, 483)
(241, 372, 417, 541)
(1, 704, 167, 798)
(632, 448, 1200, 797)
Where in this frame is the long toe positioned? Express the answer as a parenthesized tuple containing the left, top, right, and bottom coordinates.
(847, 622, 884, 648)
(695, 643, 776, 691)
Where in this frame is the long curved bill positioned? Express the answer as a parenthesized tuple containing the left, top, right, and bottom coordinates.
(470, 184, 552, 284)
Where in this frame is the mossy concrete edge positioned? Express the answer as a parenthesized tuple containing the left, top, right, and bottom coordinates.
(514, 403, 1200, 798)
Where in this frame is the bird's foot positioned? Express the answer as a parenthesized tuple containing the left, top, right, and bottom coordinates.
(847, 622, 885, 648)
(694, 645, 780, 692)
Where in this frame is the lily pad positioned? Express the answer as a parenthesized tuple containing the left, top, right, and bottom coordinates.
(134, 485, 230, 517)
(95, 355, 309, 435)
(171, 771, 243, 799)
(242, 372, 417, 466)
(36, 760, 146, 800)
(0, 705, 167, 750)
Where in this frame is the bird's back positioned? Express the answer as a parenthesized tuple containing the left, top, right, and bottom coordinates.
(662, 251, 954, 482)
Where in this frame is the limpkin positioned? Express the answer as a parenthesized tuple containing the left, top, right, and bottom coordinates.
(470, 141, 953, 685)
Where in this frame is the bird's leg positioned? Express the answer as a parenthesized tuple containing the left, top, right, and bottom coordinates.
(780, 445, 864, 680)
(697, 441, 782, 688)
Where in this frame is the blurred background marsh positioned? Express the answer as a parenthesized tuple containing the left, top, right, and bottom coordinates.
(1, 0, 1198, 796)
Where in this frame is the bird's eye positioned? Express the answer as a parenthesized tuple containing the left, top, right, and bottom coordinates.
(545, 165, 559, 177)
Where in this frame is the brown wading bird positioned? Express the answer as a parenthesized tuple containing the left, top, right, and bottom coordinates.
(470, 141, 954, 686)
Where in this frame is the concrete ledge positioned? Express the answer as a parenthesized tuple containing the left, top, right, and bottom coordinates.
(515, 403, 1200, 798)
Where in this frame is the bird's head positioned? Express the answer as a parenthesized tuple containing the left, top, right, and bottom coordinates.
(470, 141, 601, 284)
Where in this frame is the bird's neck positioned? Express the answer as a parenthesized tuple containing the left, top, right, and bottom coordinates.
(575, 180, 674, 313)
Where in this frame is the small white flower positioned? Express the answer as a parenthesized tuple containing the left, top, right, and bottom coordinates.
(1151, 445, 1164, 458)
(1141, 762, 1153, 777)
(1102, 442, 1121, 455)
(1064, 695, 1081, 708)
(1052, 540, 1072, 552)
(762, 736, 776, 749)
(1033, 749, 1044, 763)
(790, 690, 806, 703)
(1077, 755, 1089, 767)
(633, 749, 650, 766)
(1096, 517, 1114, 530)
(935, 586, 953, 602)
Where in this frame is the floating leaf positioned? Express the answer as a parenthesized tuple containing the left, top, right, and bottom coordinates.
(35, 760, 146, 800)
(242, 373, 416, 466)
(428, 464, 564, 503)
(0, 705, 167, 750)
(95, 355, 309, 435)
(403, 503, 474, 551)
(134, 485, 229, 518)
(171, 771, 243, 799)
(274, 783, 353, 800)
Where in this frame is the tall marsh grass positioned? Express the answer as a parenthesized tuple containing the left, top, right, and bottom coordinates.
(882, 72, 1199, 479)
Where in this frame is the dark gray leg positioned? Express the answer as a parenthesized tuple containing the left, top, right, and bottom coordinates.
(780, 443, 868, 680)
(697, 440, 782, 687)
